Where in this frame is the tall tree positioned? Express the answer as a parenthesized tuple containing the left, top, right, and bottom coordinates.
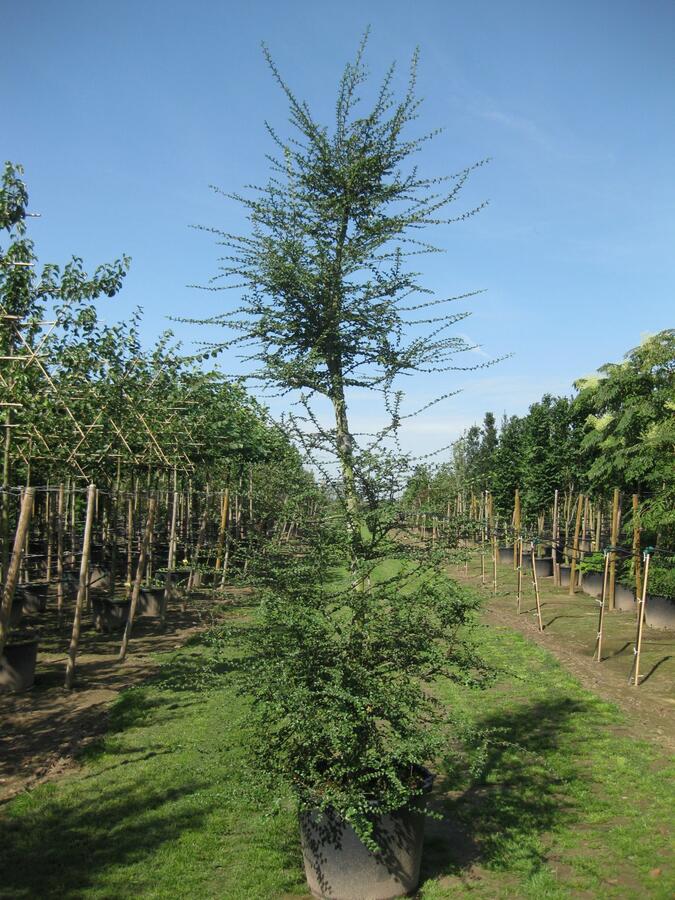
(191, 36, 488, 548)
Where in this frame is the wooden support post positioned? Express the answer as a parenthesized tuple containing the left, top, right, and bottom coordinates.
(552, 489, 559, 586)
(125, 494, 134, 599)
(608, 488, 620, 611)
(56, 483, 65, 620)
(513, 489, 521, 569)
(64, 484, 96, 689)
(632, 494, 642, 601)
(531, 544, 543, 632)
(594, 551, 611, 662)
(215, 488, 229, 571)
(629, 551, 651, 686)
(119, 497, 157, 662)
(0, 487, 35, 658)
(569, 493, 583, 595)
(516, 536, 523, 614)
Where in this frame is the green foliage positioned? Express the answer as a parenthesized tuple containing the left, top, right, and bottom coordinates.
(240, 537, 488, 848)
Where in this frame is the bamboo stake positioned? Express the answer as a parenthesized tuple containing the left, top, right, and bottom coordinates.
(629, 551, 651, 686)
(552, 489, 559, 586)
(594, 551, 611, 661)
(632, 494, 642, 601)
(531, 544, 543, 632)
(608, 488, 620, 611)
(56, 483, 65, 620)
(513, 488, 521, 569)
(64, 484, 96, 689)
(0, 487, 35, 658)
(516, 536, 523, 614)
(119, 497, 157, 662)
(568, 493, 583, 595)
(215, 488, 229, 571)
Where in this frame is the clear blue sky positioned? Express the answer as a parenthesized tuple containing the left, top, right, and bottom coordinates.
(3, 0, 674, 456)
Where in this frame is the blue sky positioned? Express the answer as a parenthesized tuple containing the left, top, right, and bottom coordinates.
(3, 0, 674, 456)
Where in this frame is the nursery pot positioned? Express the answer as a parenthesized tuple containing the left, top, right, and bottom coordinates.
(9, 595, 24, 629)
(497, 547, 514, 566)
(644, 594, 675, 630)
(88, 566, 112, 593)
(581, 571, 604, 599)
(91, 597, 131, 632)
(558, 564, 571, 588)
(532, 557, 553, 578)
(0, 639, 39, 692)
(138, 586, 166, 618)
(299, 771, 433, 900)
(18, 582, 49, 614)
(613, 583, 635, 612)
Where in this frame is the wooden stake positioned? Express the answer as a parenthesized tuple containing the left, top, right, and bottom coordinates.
(64, 484, 96, 689)
(0, 487, 35, 658)
(119, 497, 157, 662)
(608, 488, 620, 611)
(629, 552, 651, 686)
(531, 545, 543, 632)
(632, 494, 642, 601)
(513, 488, 521, 569)
(594, 551, 611, 662)
(552, 489, 559, 586)
(516, 536, 523, 614)
(569, 493, 583, 595)
(56, 483, 65, 620)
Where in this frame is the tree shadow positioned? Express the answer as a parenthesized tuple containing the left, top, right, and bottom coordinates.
(0, 775, 213, 898)
(420, 697, 589, 887)
(638, 655, 672, 684)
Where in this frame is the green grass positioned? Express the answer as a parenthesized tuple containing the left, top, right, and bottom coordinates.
(0, 595, 673, 899)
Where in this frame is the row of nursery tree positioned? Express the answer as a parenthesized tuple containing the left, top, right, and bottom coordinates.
(406, 329, 675, 547)
(0, 161, 322, 581)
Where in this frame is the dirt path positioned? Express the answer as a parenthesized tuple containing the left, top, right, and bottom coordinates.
(455, 558, 675, 753)
(0, 589, 245, 803)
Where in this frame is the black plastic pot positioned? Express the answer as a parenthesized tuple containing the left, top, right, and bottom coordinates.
(0, 639, 39, 692)
(91, 597, 131, 632)
(497, 547, 514, 566)
(532, 557, 553, 578)
(9, 595, 24, 629)
(299, 772, 433, 900)
(137, 586, 165, 618)
(18, 582, 49, 614)
(558, 564, 571, 588)
(88, 566, 112, 593)
(581, 571, 604, 599)
(613, 583, 635, 612)
(645, 594, 675, 630)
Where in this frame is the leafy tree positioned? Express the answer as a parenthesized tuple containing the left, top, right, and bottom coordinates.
(196, 36, 492, 853)
(0, 162, 129, 573)
(191, 35, 488, 537)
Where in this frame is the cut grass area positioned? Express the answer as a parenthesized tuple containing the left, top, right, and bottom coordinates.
(1, 595, 673, 899)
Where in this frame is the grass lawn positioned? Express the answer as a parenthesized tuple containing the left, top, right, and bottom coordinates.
(0, 592, 673, 899)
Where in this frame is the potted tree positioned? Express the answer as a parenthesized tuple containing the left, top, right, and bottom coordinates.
(196, 35, 494, 897)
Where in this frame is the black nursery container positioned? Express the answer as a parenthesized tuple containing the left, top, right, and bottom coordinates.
(645, 594, 675, 630)
(299, 771, 433, 900)
(18, 582, 49, 614)
(0, 639, 39, 692)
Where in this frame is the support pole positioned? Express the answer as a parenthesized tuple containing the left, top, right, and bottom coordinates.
(629, 551, 651, 686)
(0, 487, 35, 658)
(119, 497, 157, 662)
(64, 484, 96, 689)
(594, 550, 611, 662)
(531, 543, 543, 632)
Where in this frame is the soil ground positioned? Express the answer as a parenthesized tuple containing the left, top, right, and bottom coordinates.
(0, 586, 238, 803)
(455, 552, 675, 752)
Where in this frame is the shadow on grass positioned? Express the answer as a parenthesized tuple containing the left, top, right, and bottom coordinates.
(421, 697, 589, 886)
(0, 776, 213, 899)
